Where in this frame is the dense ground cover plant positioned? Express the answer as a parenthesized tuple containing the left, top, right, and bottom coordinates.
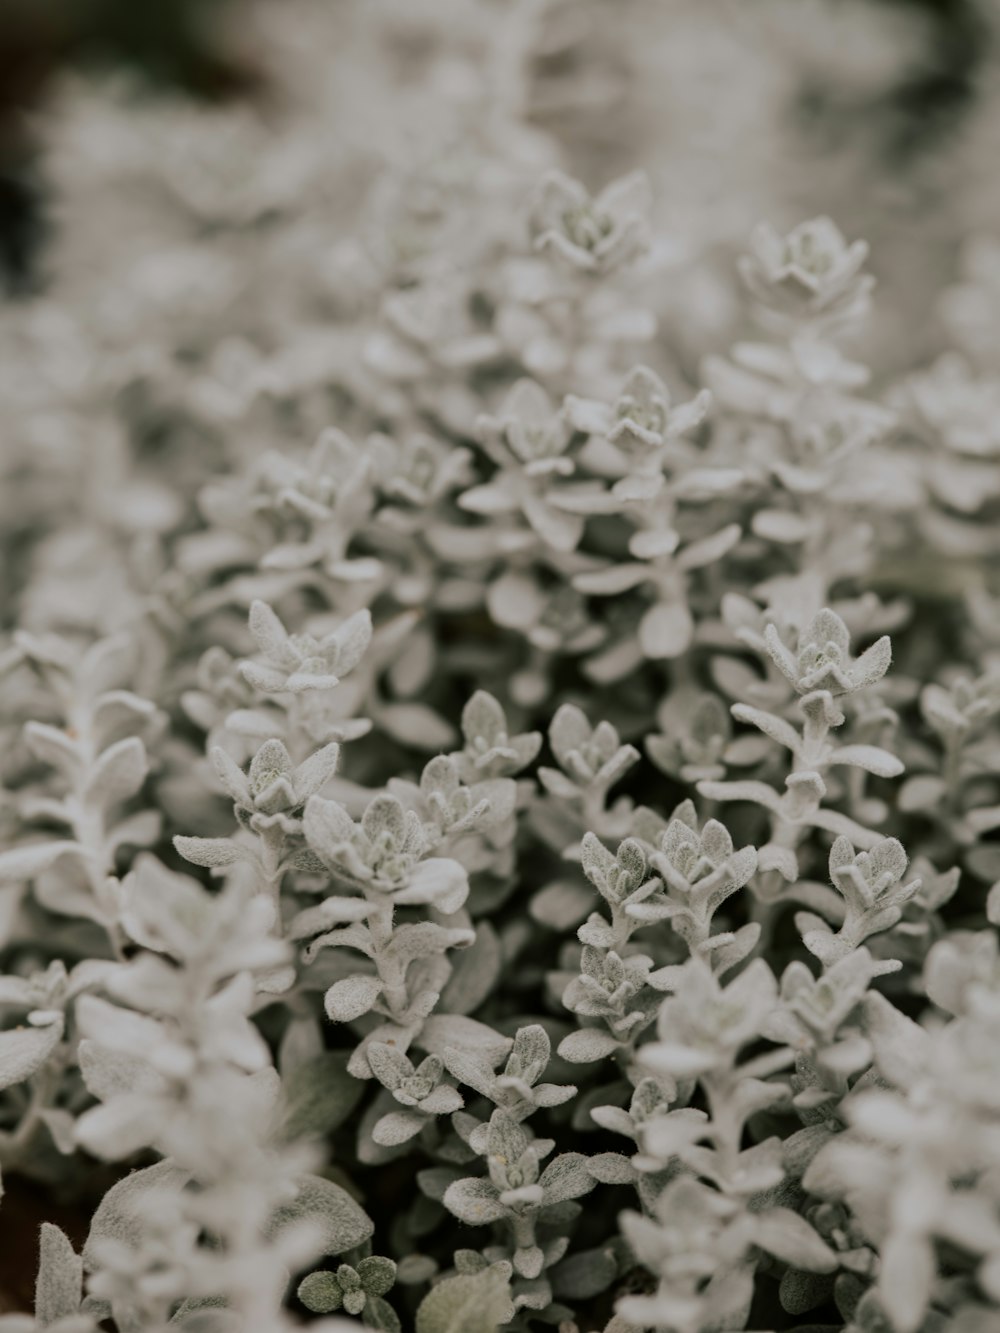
(1, 3, 1000, 1331)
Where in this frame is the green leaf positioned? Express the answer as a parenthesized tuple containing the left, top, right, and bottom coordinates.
(0, 1017, 63, 1091)
(439, 923, 502, 1016)
(415, 1268, 514, 1333)
(279, 1051, 365, 1141)
(297, 1270, 342, 1313)
(86, 736, 148, 806)
(550, 1245, 618, 1300)
(365, 1293, 402, 1333)
(538, 1153, 596, 1204)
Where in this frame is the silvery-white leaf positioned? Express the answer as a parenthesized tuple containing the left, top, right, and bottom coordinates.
(438, 923, 502, 1015)
(550, 1246, 618, 1300)
(83, 1160, 190, 1266)
(0, 841, 84, 882)
(247, 600, 291, 659)
(23, 722, 81, 778)
(35, 1223, 83, 1324)
(638, 601, 693, 660)
(557, 1029, 621, 1063)
(414, 1267, 513, 1333)
(279, 1051, 364, 1141)
(373, 1109, 427, 1146)
(266, 1173, 373, 1258)
(288, 897, 371, 940)
(303, 795, 356, 867)
(538, 1153, 595, 1203)
(78, 1039, 166, 1101)
(386, 923, 474, 970)
(419, 1015, 512, 1068)
(85, 737, 148, 807)
(325, 974, 382, 1023)
(172, 835, 252, 868)
(378, 702, 457, 751)
(442, 1178, 505, 1225)
(0, 1015, 63, 1091)
(863, 991, 929, 1088)
(394, 858, 469, 913)
(586, 1152, 637, 1185)
(75, 994, 164, 1056)
(830, 744, 905, 777)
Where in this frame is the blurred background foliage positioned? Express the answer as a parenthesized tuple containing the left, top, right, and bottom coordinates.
(0, 0, 996, 363)
(0, 0, 253, 287)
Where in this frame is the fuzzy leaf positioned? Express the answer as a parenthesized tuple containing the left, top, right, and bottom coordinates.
(86, 737, 148, 806)
(419, 1016, 512, 1068)
(303, 796, 357, 867)
(462, 691, 507, 746)
(753, 1208, 837, 1272)
(292, 741, 344, 799)
(23, 722, 80, 777)
(731, 703, 800, 752)
(367, 1294, 403, 1332)
(778, 1268, 834, 1316)
(325, 974, 382, 1023)
(830, 744, 904, 777)
(415, 1268, 514, 1333)
(442, 1178, 506, 1225)
(35, 1223, 83, 1324)
(83, 1160, 190, 1267)
(558, 1029, 621, 1063)
(440, 1047, 495, 1098)
(586, 1152, 637, 1185)
(551, 1247, 618, 1300)
(439, 923, 502, 1015)
(297, 1270, 342, 1314)
(0, 841, 83, 881)
(386, 922, 475, 970)
(639, 601, 694, 660)
(373, 1110, 427, 1146)
(396, 859, 469, 914)
(538, 1153, 596, 1203)
(878, 1231, 935, 1333)
(267, 1173, 373, 1256)
(852, 635, 892, 688)
(0, 1017, 63, 1091)
(210, 746, 251, 804)
(863, 991, 929, 1088)
(359, 1255, 398, 1297)
(78, 1039, 164, 1101)
(172, 836, 251, 868)
(279, 1051, 364, 1141)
